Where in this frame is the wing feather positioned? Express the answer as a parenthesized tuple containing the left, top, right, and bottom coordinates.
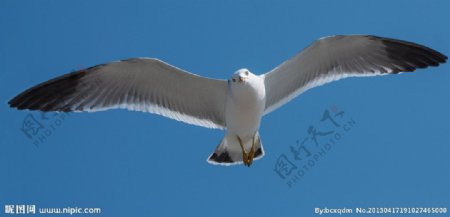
(9, 58, 228, 129)
(262, 35, 447, 115)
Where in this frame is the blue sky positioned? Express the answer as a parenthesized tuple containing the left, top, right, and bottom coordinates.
(1, 0, 449, 216)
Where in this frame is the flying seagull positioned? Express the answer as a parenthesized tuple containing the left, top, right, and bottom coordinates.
(9, 35, 447, 166)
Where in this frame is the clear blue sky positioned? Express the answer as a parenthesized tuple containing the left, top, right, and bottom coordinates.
(1, 1, 449, 216)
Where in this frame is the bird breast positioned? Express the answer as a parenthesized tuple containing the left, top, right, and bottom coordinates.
(225, 77, 266, 138)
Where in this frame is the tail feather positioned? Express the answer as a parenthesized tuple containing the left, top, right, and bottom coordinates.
(207, 132, 265, 166)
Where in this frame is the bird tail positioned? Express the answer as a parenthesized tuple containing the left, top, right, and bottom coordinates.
(207, 132, 265, 166)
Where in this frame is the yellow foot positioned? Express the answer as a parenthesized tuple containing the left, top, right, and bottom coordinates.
(247, 135, 256, 166)
(237, 135, 256, 167)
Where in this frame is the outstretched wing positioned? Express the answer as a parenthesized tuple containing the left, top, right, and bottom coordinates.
(262, 35, 447, 115)
(9, 58, 228, 129)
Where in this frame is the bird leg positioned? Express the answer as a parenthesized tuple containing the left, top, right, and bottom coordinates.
(247, 134, 256, 166)
(237, 136, 250, 166)
(237, 135, 256, 167)
(237, 136, 249, 166)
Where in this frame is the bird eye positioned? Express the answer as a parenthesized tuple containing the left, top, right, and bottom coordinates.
(245, 71, 249, 76)
(232, 78, 236, 82)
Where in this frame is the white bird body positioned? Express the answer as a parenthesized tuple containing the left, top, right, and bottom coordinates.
(9, 35, 447, 166)
(222, 69, 266, 161)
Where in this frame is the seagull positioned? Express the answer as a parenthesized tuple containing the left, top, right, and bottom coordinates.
(9, 35, 447, 166)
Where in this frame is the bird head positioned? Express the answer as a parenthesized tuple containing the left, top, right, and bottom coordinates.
(230, 68, 252, 84)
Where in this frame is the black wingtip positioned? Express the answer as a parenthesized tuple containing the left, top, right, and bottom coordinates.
(8, 69, 88, 112)
(367, 35, 447, 73)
